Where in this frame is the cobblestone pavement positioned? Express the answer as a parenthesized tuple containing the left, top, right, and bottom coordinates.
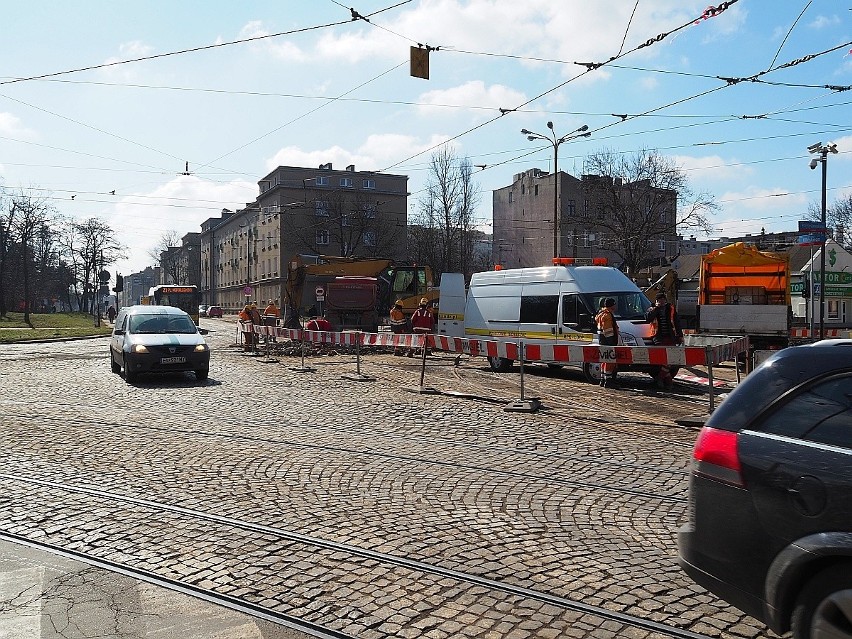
(0, 319, 780, 638)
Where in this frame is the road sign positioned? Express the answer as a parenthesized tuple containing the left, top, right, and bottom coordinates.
(798, 220, 827, 233)
(315, 286, 325, 300)
(243, 285, 253, 296)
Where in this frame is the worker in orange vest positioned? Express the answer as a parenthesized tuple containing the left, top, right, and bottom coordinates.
(594, 297, 619, 388)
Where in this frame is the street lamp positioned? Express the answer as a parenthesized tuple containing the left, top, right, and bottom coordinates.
(521, 122, 590, 259)
(808, 141, 838, 340)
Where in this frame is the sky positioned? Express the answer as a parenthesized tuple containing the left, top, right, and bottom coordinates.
(2, 0, 852, 277)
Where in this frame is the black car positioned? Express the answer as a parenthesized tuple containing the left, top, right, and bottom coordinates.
(678, 340, 852, 639)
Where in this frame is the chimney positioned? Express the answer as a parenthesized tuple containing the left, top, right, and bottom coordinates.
(346, 164, 355, 172)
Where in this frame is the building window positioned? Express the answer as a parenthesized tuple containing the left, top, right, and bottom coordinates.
(828, 299, 840, 320)
(340, 178, 353, 187)
(362, 204, 377, 218)
(316, 230, 329, 245)
(315, 176, 329, 186)
(341, 214, 350, 227)
(659, 238, 666, 252)
(509, 191, 514, 203)
(315, 200, 329, 216)
(362, 179, 376, 189)
(521, 183, 526, 195)
(364, 231, 377, 246)
(534, 184, 539, 196)
(566, 199, 576, 216)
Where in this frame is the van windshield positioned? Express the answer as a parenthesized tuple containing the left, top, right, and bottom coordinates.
(583, 293, 651, 321)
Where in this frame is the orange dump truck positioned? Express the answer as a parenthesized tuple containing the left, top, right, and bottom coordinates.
(696, 242, 791, 354)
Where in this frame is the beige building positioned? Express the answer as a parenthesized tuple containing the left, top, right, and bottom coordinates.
(199, 164, 408, 310)
(493, 168, 678, 271)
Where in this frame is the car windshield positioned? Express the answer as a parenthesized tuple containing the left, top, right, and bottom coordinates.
(581, 292, 651, 320)
(129, 314, 197, 334)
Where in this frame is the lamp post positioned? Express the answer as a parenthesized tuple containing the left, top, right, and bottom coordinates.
(521, 122, 590, 259)
(808, 142, 838, 340)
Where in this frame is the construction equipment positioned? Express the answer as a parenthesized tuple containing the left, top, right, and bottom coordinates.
(692, 242, 791, 361)
(283, 254, 437, 327)
(642, 269, 679, 305)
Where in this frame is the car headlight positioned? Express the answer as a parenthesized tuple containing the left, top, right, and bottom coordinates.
(131, 344, 149, 353)
(194, 344, 209, 352)
(620, 333, 638, 346)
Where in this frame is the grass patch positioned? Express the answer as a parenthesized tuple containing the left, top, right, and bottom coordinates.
(0, 312, 112, 343)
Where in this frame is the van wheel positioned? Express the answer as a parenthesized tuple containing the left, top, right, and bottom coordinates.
(488, 356, 514, 372)
(791, 563, 852, 639)
(195, 368, 209, 381)
(583, 363, 603, 383)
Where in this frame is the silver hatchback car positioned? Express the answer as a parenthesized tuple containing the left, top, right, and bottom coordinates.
(110, 305, 210, 382)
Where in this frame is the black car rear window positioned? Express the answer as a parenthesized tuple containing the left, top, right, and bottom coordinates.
(758, 375, 852, 448)
(705, 346, 852, 433)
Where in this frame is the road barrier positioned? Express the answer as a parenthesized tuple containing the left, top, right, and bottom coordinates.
(235, 324, 749, 412)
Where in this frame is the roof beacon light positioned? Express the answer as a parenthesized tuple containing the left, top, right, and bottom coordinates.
(494, 264, 503, 271)
(592, 257, 608, 266)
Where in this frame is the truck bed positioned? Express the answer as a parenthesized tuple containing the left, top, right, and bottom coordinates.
(698, 304, 788, 335)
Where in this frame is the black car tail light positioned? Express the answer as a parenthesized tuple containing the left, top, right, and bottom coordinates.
(692, 426, 745, 487)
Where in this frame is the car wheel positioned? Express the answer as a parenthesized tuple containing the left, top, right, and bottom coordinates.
(488, 356, 514, 372)
(195, 368, 209, 381)
(123, 358, 137, 383)
(110, 354, 121, 374)
(791, 563, 852, 639)
(583, 362, 603, 383)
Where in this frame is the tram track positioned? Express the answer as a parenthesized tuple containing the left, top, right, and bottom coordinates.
(0, 410, 687, 504)
(0, 473, 716, 639)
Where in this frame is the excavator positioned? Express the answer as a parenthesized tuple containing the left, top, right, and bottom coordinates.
(283, 254, 438, 328)
(642, 269, 679, 305)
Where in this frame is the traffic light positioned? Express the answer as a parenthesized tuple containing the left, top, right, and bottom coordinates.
(113, 273, 123, 293)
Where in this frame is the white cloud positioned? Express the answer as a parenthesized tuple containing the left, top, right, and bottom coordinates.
(265, 133, 453, 174)
(673, 154, 754, 181)
(99, 40, 156, 81)
(416, 81, 527, 118)
(718, 186, 807, 212)
(0, 112, 36, 139)
(239, 21, 307, 61)
(110, 177, 255, 273)
(809, 15, 841, 30)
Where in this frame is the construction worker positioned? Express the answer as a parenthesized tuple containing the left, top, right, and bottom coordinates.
(646, 292, 683, 390)
(263, 299, 280, 318)
(409, 297, 435, 357)
(238, 303, 256, 351)
(389, 300, 407, 355)
(594, 297, 619, 388)
(248, 302, 262, 325)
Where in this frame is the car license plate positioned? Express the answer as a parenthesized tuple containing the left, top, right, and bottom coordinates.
(160, 356, 186, 364)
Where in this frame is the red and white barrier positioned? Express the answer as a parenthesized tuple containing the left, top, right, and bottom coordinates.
(238, 323, 748, 367)
(789, 328, 848, 339)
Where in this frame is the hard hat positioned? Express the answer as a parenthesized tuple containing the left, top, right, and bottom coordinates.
(420, 297, 428, 305)
(394, 300, 403, 307)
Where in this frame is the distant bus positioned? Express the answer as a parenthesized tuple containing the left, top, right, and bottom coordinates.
(147, 285, 201, 324)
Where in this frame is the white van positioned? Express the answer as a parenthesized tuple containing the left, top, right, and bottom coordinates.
(438, 262, 660, 382)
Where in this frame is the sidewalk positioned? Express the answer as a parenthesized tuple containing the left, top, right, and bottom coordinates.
(0, 539, 310, 639)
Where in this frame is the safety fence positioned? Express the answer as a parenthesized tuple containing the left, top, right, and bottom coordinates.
(237, 322, 749, 413)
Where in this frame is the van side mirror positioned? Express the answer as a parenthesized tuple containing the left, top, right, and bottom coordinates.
(113, 329, 125, 335)
(198, 328, 209, 335)
(578, 313, 593, 332)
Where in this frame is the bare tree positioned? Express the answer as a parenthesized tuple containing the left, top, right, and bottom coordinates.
(0, 189, 16, 316)
(582, 148, 716, 274)
(148, 230, 181, 283)
(808, 194, 852, 248)
(411, 148, 482, 278)
(72, 218, 123, 315)
(9, 191, 55, 324)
